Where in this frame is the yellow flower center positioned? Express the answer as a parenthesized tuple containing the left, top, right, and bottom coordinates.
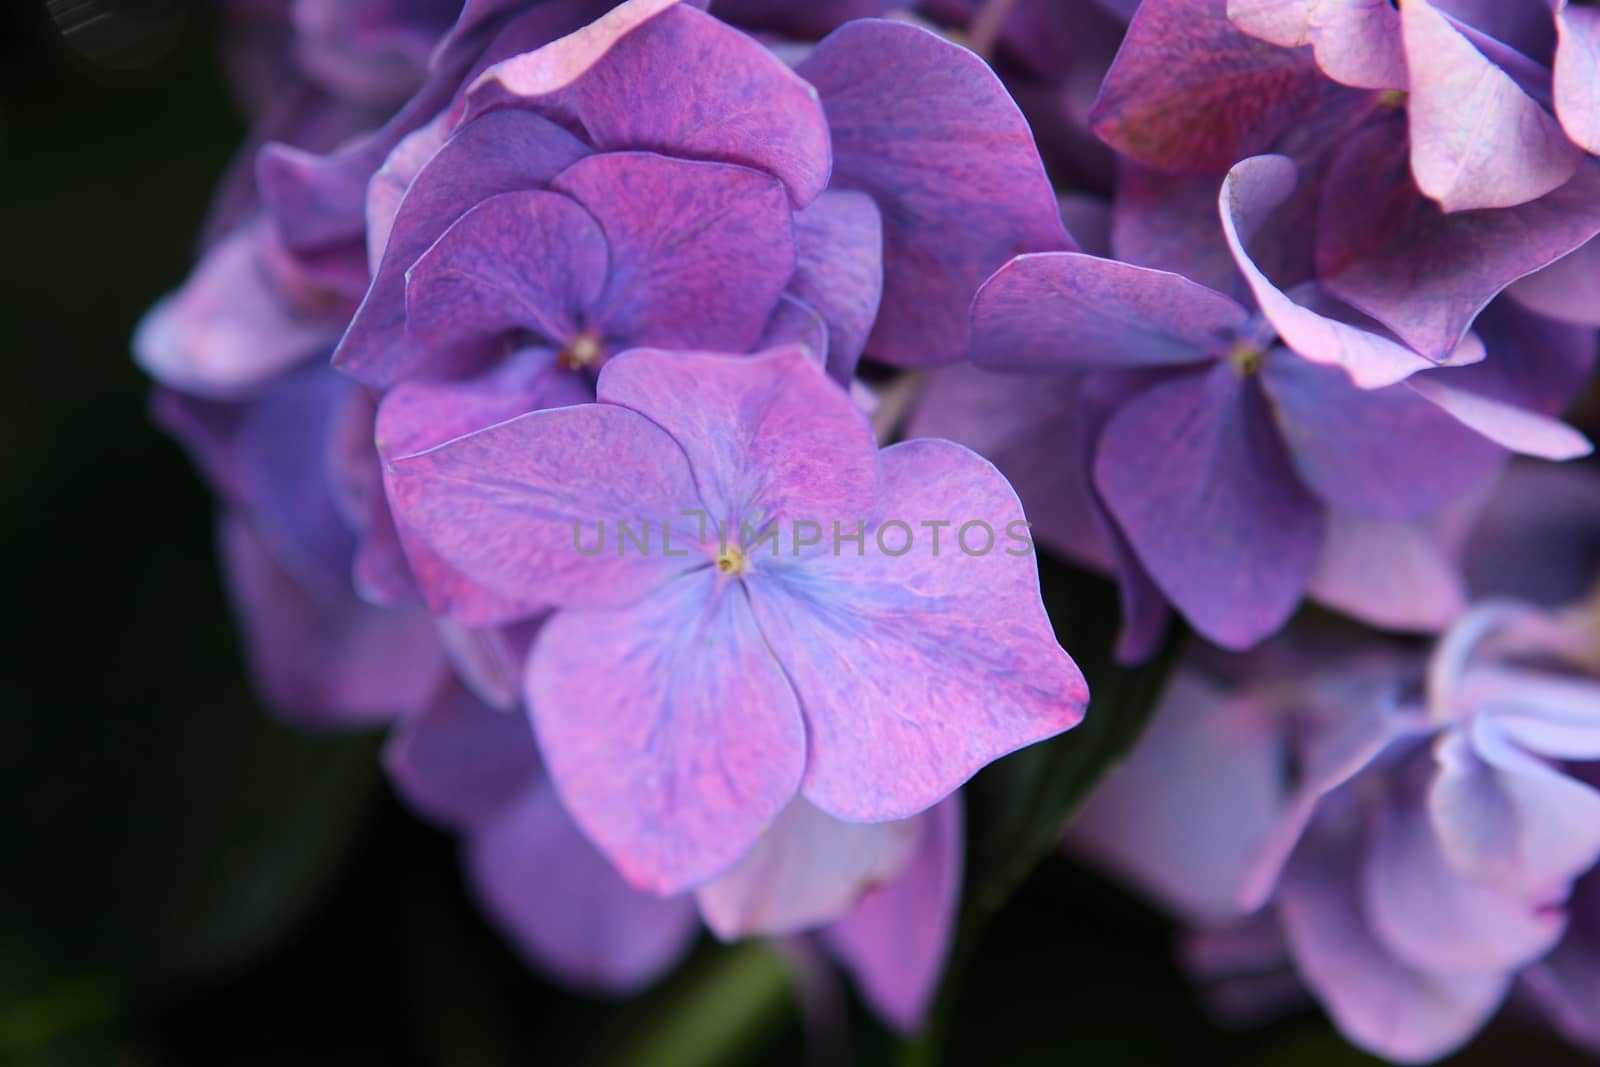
(558, 331, 603, 370)
(715, 544, 748, 576)
(1228, 341, 1266, 375)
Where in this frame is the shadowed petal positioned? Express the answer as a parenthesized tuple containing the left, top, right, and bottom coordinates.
(471, 778, 701, 991)
(1508, 236, 1600, 326)
(527, 576, 806, 894)
(1317, 123, 1600, 361)
(334, 110, 592, 385)
(798, 19, 1071, 367)
(1222, 155, 1462, 387)
(1277, 827, 1509, 1064)
(1261, 353, 1503, 517)
(969, 252, 1248, 373)
(403, 190, 609, 357)
(824, 797, 963, 1034)
(384, 680, 540, 830)
(1096, 363, 1324, 650)
(1307, 503, 1481, 632)
(550, 152, 796, 353)
(791, 190, 883, 383)
(747, 438, 1088, 822)
(696, 799, 920, 939)
(1364, 785, 1565, 975)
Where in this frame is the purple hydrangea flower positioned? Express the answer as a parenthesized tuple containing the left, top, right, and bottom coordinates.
(1071, 461, 1600, 1062)
(387, 345, 1087, 892)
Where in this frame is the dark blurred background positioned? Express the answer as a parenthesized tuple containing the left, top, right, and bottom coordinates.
(0, 3, 1593, 1064)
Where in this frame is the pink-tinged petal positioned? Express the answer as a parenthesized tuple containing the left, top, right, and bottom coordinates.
(746, 438, 1088, 822)
(1277, 828, 1509, 1064)
(1446, 296, 1600, 418)
(1363, 786, 1565, 976)
(1508, 235, 1600, 326)
(798, 19, 1071, 367)
(364, 113, 450, 275)
(470, 778, 701, 992)
(791, 190, 883, 383)
(219, 515, 446, 728)
(823, 797, 963, 1034)
(1222, 155, 1462, 387)
(1403, 375, 1592, 460)
(134, 221, 341, 396)
(403, 190, 609, 358)
(1317, 122, 1600, 360)
(595, 347, 880, 529)
(549, 152, 796, 353)
(969, 253, 1248, 373)
(1429, 722, 1600, 904)
(1307, 503, 1482, 632)
(1555, 3, 1600, 153)
(1262, 352, 1503, 518)
(1090, 0, 1334, 173)
(1403, 0, 1580, 212)
(1228, 0, 1406, 89)
(468, 1, 829, 206)
(1096, 364, 1324, 650)
(386, 404, 703, 612)
(384, 680, 539, 830)
(376, 351, 588, 626)
(528, 576, 806, 894)
(1072, 670, 1286, 924)
(334, 110, 592, 386)
(696, 799, 920, 939)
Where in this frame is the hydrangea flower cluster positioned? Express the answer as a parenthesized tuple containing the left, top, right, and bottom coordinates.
(139, 0, 1599, 1057)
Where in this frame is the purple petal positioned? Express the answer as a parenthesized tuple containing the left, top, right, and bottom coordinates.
(1317, 122, 1600, 361)
(1261, 351, 1504, 517)
(134, 222, 340, 396)
(386, 403, 703, 612)
(1095, 364, 1324, 650)
(595, 346, 880, 530)
(219, 516, 446, 727)
(797, 19, 1071, 366)
(1306, 502, 1482, 632)
(1227, 0, 1406, 89)
(746, 438, 1088, 822)
(549, 152, 796, 352)
(1508, 235, 1600, 326)
(470, 776, 701, 991)
(790, 190, 883, 383)
(1072, 670, 1286, 923)
(403, 189, 609, 361)
(1403, 0, 1580, 212)
(1524, 867, 1600, 1051)
(1222, 155, 1466, 387)
(384, 679, 540, 830)
(823, 797, 963, 1034)
(1276, 826, 1509, 1063)
(467, 0, 830, 206)
(1090, 0, 1334, 172)
(334, 110, 592, 385)
(696, 799, 920, 939)
(969, 252, 1248, 373)
(1403, 374, 1592, 460)
(527, 574, 806, 894)
(1556, 3, 1600, 152)
(1429, 721, 1600, 904)
(1363, 784, 1565, 975)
